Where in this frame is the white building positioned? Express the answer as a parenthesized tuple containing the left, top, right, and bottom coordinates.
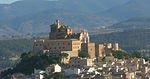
(45, 64, 61, 75)
(34, 69, 45, 79)
(87, 67, 95, 73)
(54, 64, 61, 72)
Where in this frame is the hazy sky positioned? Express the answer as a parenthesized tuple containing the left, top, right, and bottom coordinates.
(0, 0, 58, 4)
(0, 0, 19, 4)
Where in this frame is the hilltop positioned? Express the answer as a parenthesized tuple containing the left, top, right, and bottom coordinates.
(0, 0, 130, 20)
(0, 0, 132, 37)
(100, 0, 150, 20)
(0, 8, 117, 36)
(111, 17, 150, 29)
(91, 29, 150, 52)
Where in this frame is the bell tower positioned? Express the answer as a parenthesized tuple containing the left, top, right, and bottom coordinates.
(79, 30, 90, 43)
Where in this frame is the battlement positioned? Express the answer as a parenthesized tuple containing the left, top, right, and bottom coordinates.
(49, 20, 72, 40)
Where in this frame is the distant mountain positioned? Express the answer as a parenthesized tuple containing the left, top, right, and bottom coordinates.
(57, 0, 130, 13)
(91, 29, 150, 52)
(0, 8, 118, 35)
(0, 0, 133, 36)
(111, 17, 150, 29)
(0, 0, 130, 20)
(0, 0, 57, 20)
(0, 25, 20, 37)
(99, 0, 150, 20)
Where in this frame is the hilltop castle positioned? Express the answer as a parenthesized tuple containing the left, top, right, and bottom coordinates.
(33, 20, 119, 59)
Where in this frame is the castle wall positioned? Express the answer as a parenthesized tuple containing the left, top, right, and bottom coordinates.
(43, 40, 72, 53)
(81, 43, 96, 58)
(72, 40, 81, 51)
(33, 40, 45, 54)
(33, 39, 81, 55)
(87, 43, 96, 58)
(61, 51, 78, 57)
(33, 20, 119, 60)
(95, 44, 105, 57)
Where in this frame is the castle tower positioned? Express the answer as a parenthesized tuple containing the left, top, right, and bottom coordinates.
(95, 44, 105, 57)
(49, 20, 73, 39)
(112, 43, 119, 51)
(107, 43, 112, 49)
(79, 30, 90, 43)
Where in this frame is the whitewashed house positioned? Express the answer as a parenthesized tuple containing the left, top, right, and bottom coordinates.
(45, 64, 61, 75)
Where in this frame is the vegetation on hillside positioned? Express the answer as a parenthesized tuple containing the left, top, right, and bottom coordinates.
(0, 52, 67, 77)
(112, 17, 150, 29)
(0, 39, 33, 57)
(0, 39, 34, 69)
(91, 29, 150, 52)
(112, 50, 129, 59)
(112, 50, 142, 59)
(101, 0, 150, 20)
(78, 52, 90, 58)
(130, 51, 142, 58)
(48, 72, 65, 79)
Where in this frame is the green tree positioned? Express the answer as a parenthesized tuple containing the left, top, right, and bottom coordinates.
(78, 52, 89, 58)
(112, 50, 129, 59)
(1, 52, 63, 77)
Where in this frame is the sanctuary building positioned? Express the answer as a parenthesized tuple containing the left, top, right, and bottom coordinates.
(33, 20, 119, 58)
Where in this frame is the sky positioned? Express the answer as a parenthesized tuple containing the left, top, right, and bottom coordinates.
(0, 0, 58, 4)
(0, 0, 19, 4)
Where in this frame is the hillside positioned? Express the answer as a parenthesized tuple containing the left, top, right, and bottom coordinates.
(91, 29, 150, 52)
(0, 0, 132, 36)
(0, 0, 57, 20)
(0, 8, 117, 36)
(57, 0, 130, 14)
(1, 29, 150, 69)
(0, 39, 33, 57)
(0, 0, 130, 20)
(1, 29, 150, 58)
(100, 0, 150, 20)
(111, 17, 150, 29)
(0, 38, 34, 69)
